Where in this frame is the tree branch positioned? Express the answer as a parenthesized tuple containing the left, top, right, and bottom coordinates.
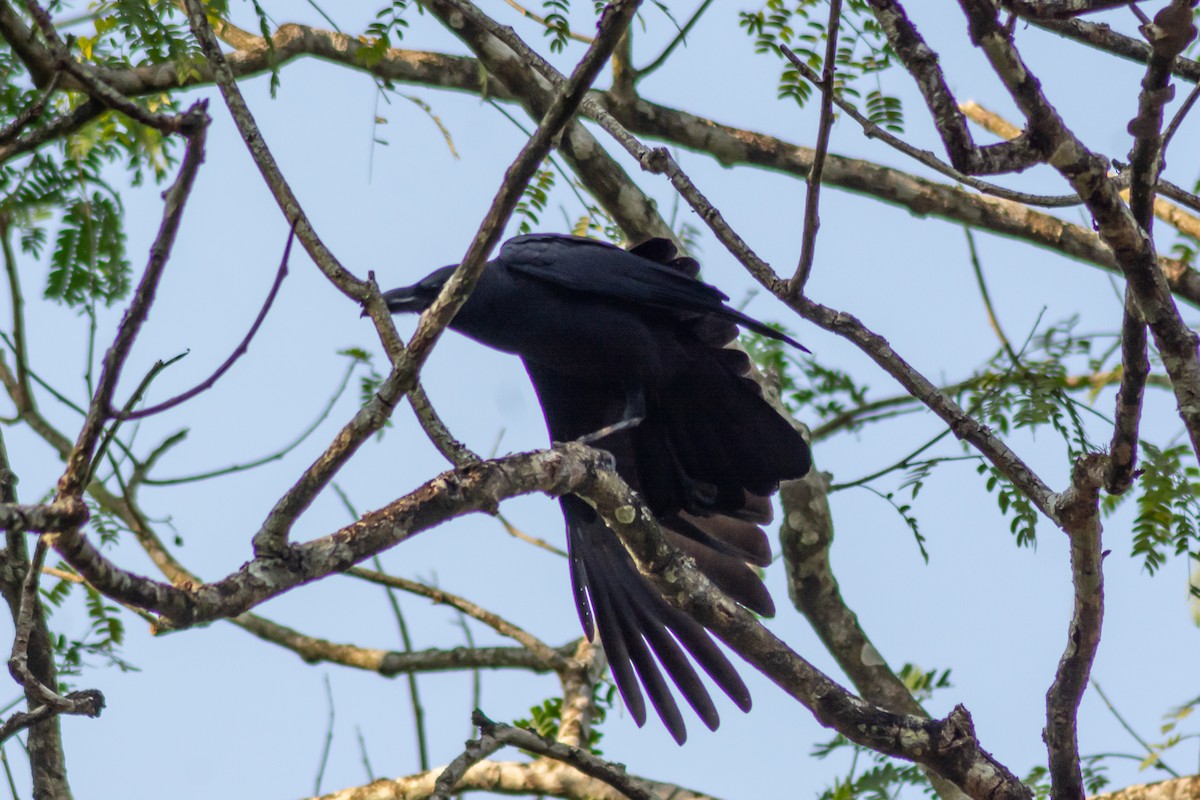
(789, 0, 842, 296)
(52, 103, 208, 499)
(1045, 454, 1108, 800)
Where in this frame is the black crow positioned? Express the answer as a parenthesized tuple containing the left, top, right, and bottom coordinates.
(383, 233, 810, 743)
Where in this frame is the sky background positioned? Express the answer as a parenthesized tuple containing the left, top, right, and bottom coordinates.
(2, 2, 1199, 798)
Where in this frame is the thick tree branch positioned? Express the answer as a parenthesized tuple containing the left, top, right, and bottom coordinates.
(1045, 455, 1108, 800)
(0, 430, 71, 796)
(864, 0, 1045, 175)
(311, 758, 724, 800)
(46, 445, 627, 628)
(1013, 7, 1200, 84)
(434, 710, 660, 800)
(1000, 0, 1134, 18)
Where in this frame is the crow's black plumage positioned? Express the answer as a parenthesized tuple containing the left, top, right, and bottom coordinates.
(383, 233, 811, 743)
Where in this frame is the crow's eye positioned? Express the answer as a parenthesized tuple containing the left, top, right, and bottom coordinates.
(417, 265, 455, 294)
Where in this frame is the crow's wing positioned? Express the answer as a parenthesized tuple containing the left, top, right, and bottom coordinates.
(497, 234, 807, 350)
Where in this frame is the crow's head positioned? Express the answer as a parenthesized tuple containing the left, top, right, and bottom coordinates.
(378, 265, 455, 315)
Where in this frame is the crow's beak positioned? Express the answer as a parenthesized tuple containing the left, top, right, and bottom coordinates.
(376, 286, 423, 315)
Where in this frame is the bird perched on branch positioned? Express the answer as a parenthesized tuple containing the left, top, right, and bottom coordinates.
(382, 233, 811, 743)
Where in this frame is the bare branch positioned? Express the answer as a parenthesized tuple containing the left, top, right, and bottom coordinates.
(1011, 5, 1200, 85)
(637, 0, 715, 80)
(960, 100, 1200, 239)
(345, 567, 568, 669)
(429, 716, 505, 800)
(6, 538, 105, 724)
(112, 225, 293, 421)
(310, 759, 724, 800)
(864, 0, 1045, 175)
(234, 614, 565, 676)
(436, 710, 661, 800)
(48, 444, 630, 629)
(0, 71, 59, 145)
(785, 57, 1083, 207)
(53, 103, 208, 499)
(788, 0, 843, 296)
(1000, 0, 1138, 18)
(1045, 455, 1108, 800)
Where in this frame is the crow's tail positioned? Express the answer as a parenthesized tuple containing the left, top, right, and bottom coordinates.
(560, 495, 751, 745)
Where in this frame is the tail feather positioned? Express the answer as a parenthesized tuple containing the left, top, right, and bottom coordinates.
(561, 496, 753, 744)
(663, 526, 775, 617)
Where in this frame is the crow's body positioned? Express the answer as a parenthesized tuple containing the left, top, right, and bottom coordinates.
(384, 234, 810, 742)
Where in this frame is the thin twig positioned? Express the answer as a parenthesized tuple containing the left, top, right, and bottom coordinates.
(503, 0, 593, 43)
(330, 481, 429, 771)
(313, 674, 335, 796)
(85, 350, 188, 487)
(0, 218, 31, 412)
(112, 224, 293, 421)
(53, 102, 208, 499)
(783, 53, 1083, 208)
(1093, 681, 1180, 778)
(0, 72, 60, 146)
(1161, 78, 1200, 157)
(789, 0, 842, 297)
(964, 228, 1019, 363)
(141, 358, 358, 486)
(429, 714, 505, 800)
(345, 566, 568, 670)
(636, 0, 714, 79)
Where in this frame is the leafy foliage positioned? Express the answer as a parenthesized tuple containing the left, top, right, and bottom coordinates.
(541, 0, 574, 53)
(85, 0, 203, 69)
(959, 319, 1099, 461)
(1024, 756, 1109, 800)
(515, 167, 556, 235)
(1, 147, 135, 309)
(360, 1, 412, 68)
(45, 190, 129, 306)
(513, 681, 616, 753)
(41, 564, 137, 680)
(742, 327, 870, 423)
(975, 463, 1039, 548)
(811, 732, 930, 800)
(739, 0, 904, 131)
(339, 348, 392, 438)
(1102, 443, 1200, 575)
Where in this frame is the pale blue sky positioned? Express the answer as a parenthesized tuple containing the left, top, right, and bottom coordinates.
(3, 2, 1199, 798)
